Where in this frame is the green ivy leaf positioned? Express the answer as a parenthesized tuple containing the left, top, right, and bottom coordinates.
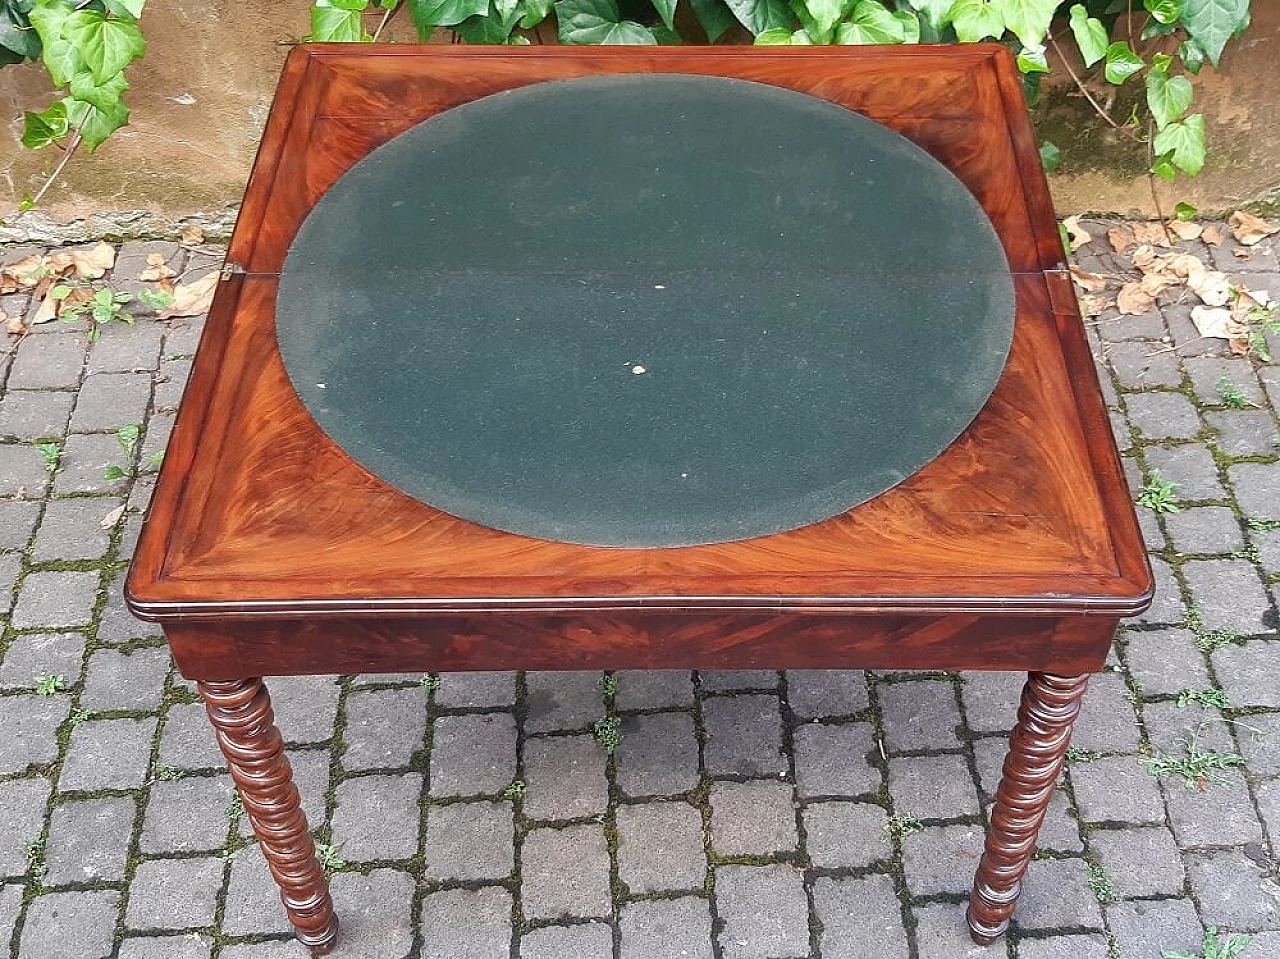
(947, 0, 1002, 42)
(1039, 139, 1061, 171)
(518, 0, 554, 28)
(308, 4, 366, 40)
(1103, 40, 1144, 84)
(30, 0, 83, 87)
(69, 67, 128, 113)
(1068, 3, 1107, 67)
(555, 0, 656, 42)
(723, 0, 791, 35)
(1178, 37, 1206, 73)
(908, 0, 951, 32)
(61, 9, 145, 83)
(1145, 57, 1192, 129)
(64, 92, 129, 152)
(1, 0, 43, 61)
(1016, 43, 1048, 73)
(649, 22, 682, 40)
(1174, 201, 1197, 220)
(690, 0, 735, 39)
(803, 0, 844, 40)
(1152, 112, 1206, 175)
(19, 193, 35, 212)
(103, 0, 145, 20)
(993, 0, 1057, 48)
(652, 0, 678, 30)
(836, 0, 904, 43)
(1143, 0, 1180, 24)
(1181, 0, 1247, 67)
(753, 24, 793, 40)
(455, 9, 513, 39)
(893, 8, 920, 41)
(407, 0, 488, 33)
(21, 101, 68, 148)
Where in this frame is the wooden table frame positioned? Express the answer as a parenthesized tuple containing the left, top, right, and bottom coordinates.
(127, 45, 1152, 954)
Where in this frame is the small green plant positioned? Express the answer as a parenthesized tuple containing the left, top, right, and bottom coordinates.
(1138, 474, 1180, 514)
(226, 792, 244, 822)
(314, 842, 345, 873)
(1163, 926, 1250, 959)
(421, 674, 441, 691)
(1247, 517, 1280, 533)
(592, 715, 623, 754)
(1144, 736, 1244, 790)
(884, 813, 923, 839)
(56, 285, 133, 340)
(104, 424, 140, 481)
(1241, 297, 1280, 363)
(33, 674, 67, 696)
(151, 764, 184, 782)
(501, 779, 526, 800)
(26, 838, 46, 878)
(1087, 863, 1119, 903)
(599, 674, 618, 697)
(1176, 688, 1230, 710)
(138, 288, 174, 312)
(1213, 376, 1250, 409)
(1187, 604, 1240, 654)
(34, 441, 62, 473)
(1065, 746, 1104, 763)
(68, 707, 93, 726)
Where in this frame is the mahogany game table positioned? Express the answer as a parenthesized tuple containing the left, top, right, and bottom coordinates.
(127, 45, 1153, 954)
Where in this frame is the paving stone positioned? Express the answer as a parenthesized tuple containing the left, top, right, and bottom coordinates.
(1069, 755, 1166, 824)
(1136, 500, 1166, 551)
(0, 776, 52, 876)
(801, 801, 890, 868)
(887, 752, 980, 820)
(0, 499, 40, 549)
(1230, 462, 1280, 520)
(126, 857, 222, 930)
(0, 631, 86, 691)
(1122, 628, 1212, 696)
(59, 716, 155, 791)
(710, 779, 798, 856)
(1126, 392, 1202, 440)
(0, 694, 70, 775)
(342, 685, 427, 770)
(1131, 556, 1185, 626)
(1096, 308, 1167, 342)
(10, 569, 99, 628)
(221, 843, 291, 935)
(1017, 935, 1111, 959)
(31, 495, 119, 560)
(1239, 932, 1280, 959)
(1072, 672, 1143, 752)
(330, 869, 417, 959)
(218, 941, 308, 958)
(1106, 897, 1204, 959)
(1164, 506, 1246, 555)
(813, 873, 908, 959)
(615, 800, 706, 894)
(157, 701, 223, 769)
(1205, 410, 1278, 458)
(525, 671, 603, 732)
(141, 775, 234, 854)
(620, 898, 713, 959)
(419, 885, 510, 959)
(18, 890, 119, 959)
(613, 669, 694, 710)
(153, 357, 193, 411)
(1089, 825, 1185, 897)
(331, 773, 422, 861)
(615, 711, 699, 798)
(118, 934, 212, 959)
(87, 319, 166, 372)
(8, 333, 86, 390)
(878, 679, 963, 752)
(1185, 357, 1266, 405)
(902, 824, 983, 897)
(1237, 711, 1280, 774)
(1187, 850, 1279, 931)
(0, 884, 22, 952)
(1185, 560, 1273, 635)
(715, 864, 808, 959)
(521, 824, 612, 920)
(1109, 341, 1182, 388)
(433, 670, 516, 708)
(0, 389, 74, 440)
(162, 316, 207, 359)
(1255, 526, 1280, 577)
(1142, 698, 1237, 755)
(268, 674, 340, 745)
(699, 670, 778, 691)
(51, 431, 126, 494)
(1014, 857, 1103, 931)
(701, 694, 786, 777)
(1145, 443, 1226, 501)
(69, 372, 152, 433)
(430, 713, 517, 796)
(44, 796, 136, 885)
(424, 800, 513, 881)
(95, 571, 162, 645)
(959, 671, 1025, 734)
(0, 441, 50, 495)
(0, 552, 17, 613)
(1212, 640, 1280, 707)
(784, 670, 869, 718)
(1110, 409, 1133, 450)
(1164, 771, 1263, 847)
(522, 732, 608, 821)
(80, 645, 169, 712)
(523, 922, 613, 959)
(914, 903, 994, 959)
(793, 721, 879, 799)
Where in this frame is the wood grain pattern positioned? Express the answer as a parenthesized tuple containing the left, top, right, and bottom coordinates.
(968, 672, 1090, 943)
(200, 678, 337, 954)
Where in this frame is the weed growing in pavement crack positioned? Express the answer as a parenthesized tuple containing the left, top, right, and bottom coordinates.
(501, 780, 526, 801)
(315, 842, 345, 873)
(1213, 376, 1251, 409)
(884, 813, 923, 839)
(592, 715, 623, 754)
(1143, 736, 1244, 790)
(1138, 474, 1181, 514)
(1087, 863, 1119, 903)
(33, 674, 67, 696)
(1163, 926, 1250, 959)
(34, 441, 61, 473)
(1176, 688, 1230, 710)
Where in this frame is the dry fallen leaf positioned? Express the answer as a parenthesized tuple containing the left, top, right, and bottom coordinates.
(1078, 294, 1109, 318)
(1229, 210, 1278, 246)
(1140, 271, 1175, 297)
(139, 252, 177, 282)
(1186, 268, 1232, 307)
(1, 253, 45, 293)
(100, 504, 126, 530)
(1190, 305, 1246, 340)
(1131, 245, 1157, 271)
(157, 271, 218, 319)
(1063, 215, 1093, 252)
(57, 242, 115, 280)
(1202, 225, 1225, 246)
(1168, 220, 1203, 241)
(2, 307, 24, 335)
(1108, 226, 1135, 254)
(1070, 265, 1107, 293)
(1132, 221, 1174, 248)
(1117, 282, 1156, 315)
(179, 225, 205, 247)
(33, 291, 60, 324)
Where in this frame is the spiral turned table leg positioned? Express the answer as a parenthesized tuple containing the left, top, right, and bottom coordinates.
(199, 678, 339, 955)
(967, 671, 1089, 945)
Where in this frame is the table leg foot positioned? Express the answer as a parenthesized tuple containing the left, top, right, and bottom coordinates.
(199, 678, 339, 953)
(968, 671, 1088, 944)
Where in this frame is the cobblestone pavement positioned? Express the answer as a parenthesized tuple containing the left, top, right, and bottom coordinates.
(1, 229, 1279, 959)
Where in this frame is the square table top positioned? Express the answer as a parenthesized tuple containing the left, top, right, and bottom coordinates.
(126, 45, 1151, 636)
